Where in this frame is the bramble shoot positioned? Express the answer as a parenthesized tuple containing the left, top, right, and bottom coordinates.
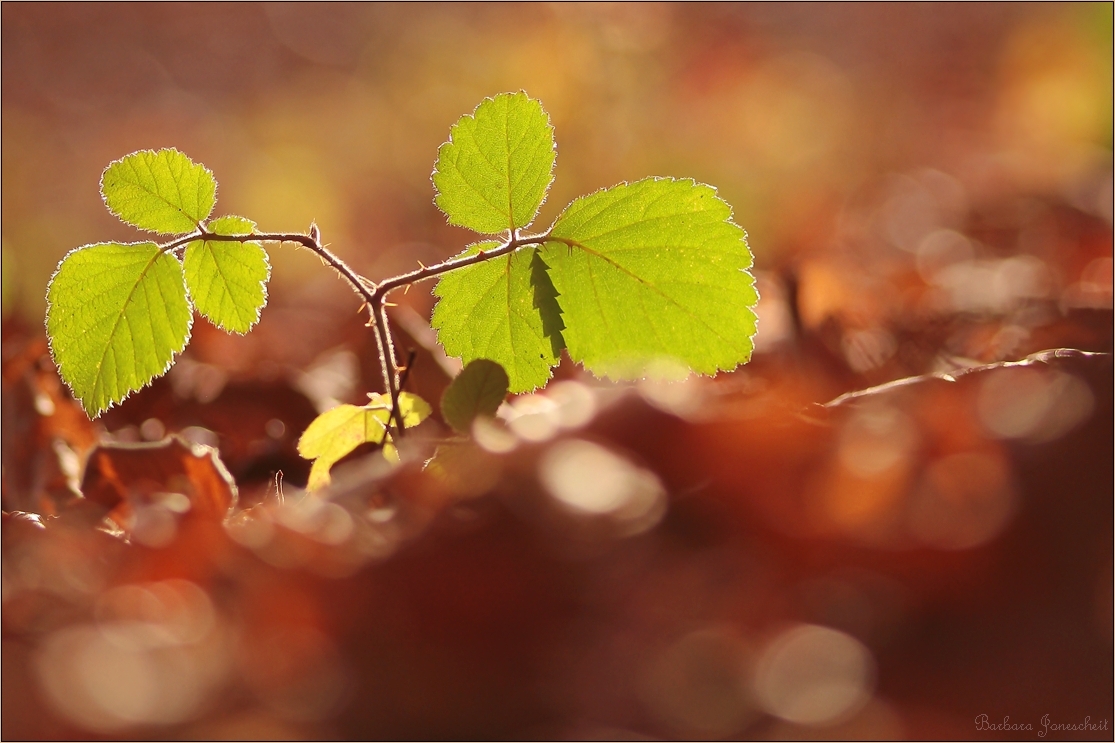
(45, 92, 759, 489)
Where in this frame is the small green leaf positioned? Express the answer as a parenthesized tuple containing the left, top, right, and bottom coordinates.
(431, 241, 563, 393)
(440, 359, 510, 433)
(184, 216, 270, 334)
(432, 92, 556, 234)
(298, 405, 380, 491)
(541, 177, 758, 380)
(46, 242, 192, 417)
(297, 392, 431, 491)
(101, 149, 216, 234)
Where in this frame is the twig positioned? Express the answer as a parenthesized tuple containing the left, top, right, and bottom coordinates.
(158, 230, 378, 308)
(384, 349, 418, 441)
(820, 348, 1111, 409)
(368, 229, 552, 433)
(168, 226, 562, 442)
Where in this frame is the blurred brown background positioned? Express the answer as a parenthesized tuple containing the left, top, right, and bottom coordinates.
(2, 3, 1112, 741)
(5, 4, 1110, 327)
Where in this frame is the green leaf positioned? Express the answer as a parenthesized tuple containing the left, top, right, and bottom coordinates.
(541, 177, 758, 380)
(184, 216, 270, 334)
(431, 241, 564, 393)
(101, 149, 216, 234)
(46, 242, 192, 417)
(432, 92, 555, 234)
(440, 359, 510, 433)
(297, 392, 431, 491)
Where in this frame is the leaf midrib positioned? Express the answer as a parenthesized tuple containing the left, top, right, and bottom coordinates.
(122, 154, 199, 230)
(553, 237, 752, 360)
(91, 249, 164, 409)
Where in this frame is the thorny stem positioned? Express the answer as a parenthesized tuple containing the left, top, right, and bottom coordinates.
(157, 229, 1114, 455)
(371, 229, 549, 297)
(368, 229, 553, 435)
(370, 300, 401, 435)
(160, 230, 378, 307)
(160, 226, 556, 441)
(383, 349, 417, 441)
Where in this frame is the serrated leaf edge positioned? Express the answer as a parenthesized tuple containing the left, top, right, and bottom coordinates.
(45, 241, 195, 417)
(431, 90, 557, 234)
(184, 221, 271, 335)
(544, 175, 761, 378)
(429, 240, 559, 393)
(100, 147, 218, 235)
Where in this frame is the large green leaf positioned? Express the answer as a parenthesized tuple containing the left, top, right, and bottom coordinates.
(431, 241, 564, 393)
(184, 216, 270, 334)
(297, 392, 431, 491)
(101, 149, 216, 234)
(440, 359, 509, 433)
(541, 177, 758, 380)
(46, 242, 192, 417)
(432, 92, 555, 234)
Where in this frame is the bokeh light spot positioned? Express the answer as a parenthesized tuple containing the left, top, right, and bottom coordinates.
(37, 581, 226, 731)
(640, 626, 756, 737)
(977, 367, 1094, 442)
(753, 624, 875, 727)
(908, 450, 1016, 550)
(538, 439, 666, 533)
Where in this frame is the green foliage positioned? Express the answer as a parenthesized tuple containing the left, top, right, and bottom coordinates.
(542, 178, 758, 379)
(47, 149, 272, 417)
(430, 96, 758, 389)
(440, 359, 510, 433)
(46, 242, 192, 417)
(431, 241, 563, 392)
(184, 216, 270, 334)
(432, 92, 556, 234)
(297, 393, 432, 491)
(46, 96, 759, 491)
(101, 149, 216, 234)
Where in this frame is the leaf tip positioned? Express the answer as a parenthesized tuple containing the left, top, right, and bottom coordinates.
(100, 148, 217, 235)
(431, 92, 556, 235)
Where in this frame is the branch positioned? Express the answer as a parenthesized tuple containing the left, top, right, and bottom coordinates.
(367, 229, 552, 433)
(159, 229, 378, 308)
(370, 299, 402, 436)
(819, 348, 1111, 409)
(159, 226, 422, 435)
(371, 229, 550, 300)
(383, 348, 417, 442)
(162, 225, 561, 443)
